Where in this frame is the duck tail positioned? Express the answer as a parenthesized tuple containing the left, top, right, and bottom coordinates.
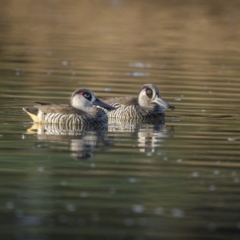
(22, 107, 40, 122)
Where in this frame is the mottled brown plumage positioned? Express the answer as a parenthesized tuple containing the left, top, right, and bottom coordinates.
(34, 102, 87, 115)
(104, 97, 138, 106)
(102, 84, 175, 121)
(23, 89, 115, 125)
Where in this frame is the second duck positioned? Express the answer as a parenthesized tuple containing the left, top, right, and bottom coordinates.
(102, 84, 175, 121)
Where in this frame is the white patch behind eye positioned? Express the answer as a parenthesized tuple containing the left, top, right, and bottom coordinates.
(72, 94, 93, 109)
(138, 88, 153, 107)
(139, 88, 147, 98)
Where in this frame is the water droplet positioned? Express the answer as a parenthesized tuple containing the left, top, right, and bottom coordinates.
(132, 205, 145, 213)
(15, 70, 21, 76)
(61, 180, 67, 186)
(6, 201, 14, 209)
(128, 177, 141, 183)
(62, 60, 68, 66)
(233, 177, 239, 183)
(37, 167, 44, 172)
(79, 192, 88, 198)
(172, 208, 185, 218)
(126, 72, 149, 77)
(129, 62, 144, 68)
(209, 185, 216, 191)
(146, 152, 152, 157)
(192, 172, 199, 177)
(66, 203, 76, 212)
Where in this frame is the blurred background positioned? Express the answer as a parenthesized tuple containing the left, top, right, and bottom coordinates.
(0, 0, 240, 239)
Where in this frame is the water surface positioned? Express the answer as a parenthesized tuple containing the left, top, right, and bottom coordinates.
(1, 1, 240, 239)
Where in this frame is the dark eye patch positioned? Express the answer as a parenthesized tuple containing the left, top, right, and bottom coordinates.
(83, 92, 92, 101)
(146, 88, 153, 98)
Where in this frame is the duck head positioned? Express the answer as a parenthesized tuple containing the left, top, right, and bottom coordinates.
(71, 88, 115, 111)
(138, 84, 175, 110)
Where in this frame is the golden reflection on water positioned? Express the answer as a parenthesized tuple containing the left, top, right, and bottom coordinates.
(0, 0, 240, 239)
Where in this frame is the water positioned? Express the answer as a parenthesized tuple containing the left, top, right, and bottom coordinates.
(1, 0, 240, 239)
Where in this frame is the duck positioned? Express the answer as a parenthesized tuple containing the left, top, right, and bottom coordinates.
(102, 84, 175, 121)
(23, 88, 115, 125)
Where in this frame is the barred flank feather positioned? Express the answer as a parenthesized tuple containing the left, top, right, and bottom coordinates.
(37, 109, 107, 125)
(103, 104, 164, 121)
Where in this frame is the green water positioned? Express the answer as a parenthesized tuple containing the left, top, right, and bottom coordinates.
(1, 1, 240, 239)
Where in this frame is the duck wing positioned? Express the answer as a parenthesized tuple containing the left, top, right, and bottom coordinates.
(104, 97, 138, 106)
(34, 102, 86, 115)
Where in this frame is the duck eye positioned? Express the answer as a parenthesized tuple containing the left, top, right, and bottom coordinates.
(83, 92, 91, 100)
(146, 88, 153, 98)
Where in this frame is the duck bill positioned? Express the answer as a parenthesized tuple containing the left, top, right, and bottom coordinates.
(93, 98, 115, 111)
(153, 97, 175, 110)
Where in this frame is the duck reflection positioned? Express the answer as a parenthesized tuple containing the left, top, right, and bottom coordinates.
(107, 119, 174, 154)
(26, 123, 110, 160)
(137, 125, 173, 153)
